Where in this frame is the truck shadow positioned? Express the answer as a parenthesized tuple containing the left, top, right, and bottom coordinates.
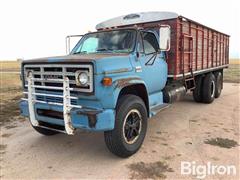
(24, 93, 210, 161)
(27, 93, 198, 160)
(29, 130, 121, 161)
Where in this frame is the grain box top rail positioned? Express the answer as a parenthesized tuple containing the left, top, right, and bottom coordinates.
(96, 11, 230, 37)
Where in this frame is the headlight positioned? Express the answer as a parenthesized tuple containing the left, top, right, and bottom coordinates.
(26, 70, 33, 78)
(76, 71, 89, 86)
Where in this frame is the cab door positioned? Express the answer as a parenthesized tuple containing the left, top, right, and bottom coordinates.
(137, 30, 168, 94)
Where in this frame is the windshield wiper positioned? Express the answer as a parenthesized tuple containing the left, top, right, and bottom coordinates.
(96, 48, 113, 52)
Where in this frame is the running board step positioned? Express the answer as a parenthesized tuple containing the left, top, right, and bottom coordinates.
(150, 103, 170, 116)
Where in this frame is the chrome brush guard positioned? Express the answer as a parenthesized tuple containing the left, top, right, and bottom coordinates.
(21, 71, 82, 135)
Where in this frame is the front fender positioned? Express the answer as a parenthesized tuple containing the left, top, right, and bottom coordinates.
(95, 75, 146, 109)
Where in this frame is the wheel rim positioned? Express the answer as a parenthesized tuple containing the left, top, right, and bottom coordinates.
(123, 109, 142, 144)
(211, 80, 215, 98)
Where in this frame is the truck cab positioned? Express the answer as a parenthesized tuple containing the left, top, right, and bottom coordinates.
(19, 12, 228, 157)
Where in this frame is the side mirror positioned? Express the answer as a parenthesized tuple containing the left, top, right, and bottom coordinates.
(159, 25, 171, 51)
(65, 35, 83, 54)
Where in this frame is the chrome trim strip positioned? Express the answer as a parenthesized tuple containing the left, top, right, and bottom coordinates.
(103, 68, 131, 74)
(26, 85, 66, 90)
(23, 92, 78, 99)
(21, 98, 82, 108)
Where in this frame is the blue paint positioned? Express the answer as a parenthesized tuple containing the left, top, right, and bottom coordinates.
(47, 57, 65, 62)
(149, 91, 163, 107)
(19, 101, 115, 131)
(71, 109, 115, 131)
(19, 28, 168, 132)
(19, 100, 29, 116)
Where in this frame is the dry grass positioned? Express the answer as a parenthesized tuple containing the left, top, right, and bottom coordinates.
(229, 59, 240, 65)
(0, 59, 238, 126)
(224, 63, 240, 83)
(0, 60, 21, 72)
(0, 61, 23, 126)
(0, 73, 21, 92)
(0, 59, 239, 92)
(0, 61, 22, 114)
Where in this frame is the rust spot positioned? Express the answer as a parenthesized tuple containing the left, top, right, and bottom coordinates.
(115, 77, 141, 89)
(77, 110, 102, 128)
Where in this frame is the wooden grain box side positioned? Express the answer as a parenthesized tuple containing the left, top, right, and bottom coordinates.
(167, 16, 230, 79)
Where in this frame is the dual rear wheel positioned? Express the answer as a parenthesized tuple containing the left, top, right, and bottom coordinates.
(193, 72, 223, 103)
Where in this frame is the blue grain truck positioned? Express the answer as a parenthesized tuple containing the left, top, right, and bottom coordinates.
(20, 12, 229, 157)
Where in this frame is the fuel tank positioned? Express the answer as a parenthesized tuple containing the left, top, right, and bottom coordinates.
(163, 84, 186, 103)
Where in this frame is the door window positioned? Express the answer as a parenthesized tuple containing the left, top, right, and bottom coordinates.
(142, 32, 159, 54)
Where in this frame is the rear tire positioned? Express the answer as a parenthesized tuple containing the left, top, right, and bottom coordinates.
(202, 73, 216, 104)
(214, 72, 223, 98)
(193, 76, 203, 102)
(32, 125, 59, 136)
(104, 95, 148, 158)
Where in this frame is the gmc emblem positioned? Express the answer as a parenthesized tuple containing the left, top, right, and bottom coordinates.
(44, 75, 61, 80)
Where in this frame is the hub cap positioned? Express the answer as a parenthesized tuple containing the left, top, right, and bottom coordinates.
(123, 109, 142, 144)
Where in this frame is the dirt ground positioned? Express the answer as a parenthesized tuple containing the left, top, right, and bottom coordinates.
(0, 83, 239, 179)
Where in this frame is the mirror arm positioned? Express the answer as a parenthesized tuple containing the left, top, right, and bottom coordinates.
(136, 51, 140, 58)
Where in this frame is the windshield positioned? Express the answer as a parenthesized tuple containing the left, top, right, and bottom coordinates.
(71, 29, 136, 54)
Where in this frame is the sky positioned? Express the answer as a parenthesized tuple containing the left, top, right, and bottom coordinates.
(0, 0, 239, 60)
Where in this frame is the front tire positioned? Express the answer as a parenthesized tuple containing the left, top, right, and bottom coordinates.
(202, 73, 216, 104)
(104, 95, 148, 158)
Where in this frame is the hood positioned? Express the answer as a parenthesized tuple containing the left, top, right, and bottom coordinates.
(22, 53, 129, 64)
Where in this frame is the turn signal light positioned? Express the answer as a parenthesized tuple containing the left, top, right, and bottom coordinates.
(102, 77, 112, 86)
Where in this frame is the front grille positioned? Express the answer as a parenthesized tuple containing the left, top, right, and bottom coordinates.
(23, 64, 93, 105)
(24, 64, 93, 93)
(35, 95, 77, 105)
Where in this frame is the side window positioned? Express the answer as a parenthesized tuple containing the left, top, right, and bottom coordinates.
(142, 32, 159, 54)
